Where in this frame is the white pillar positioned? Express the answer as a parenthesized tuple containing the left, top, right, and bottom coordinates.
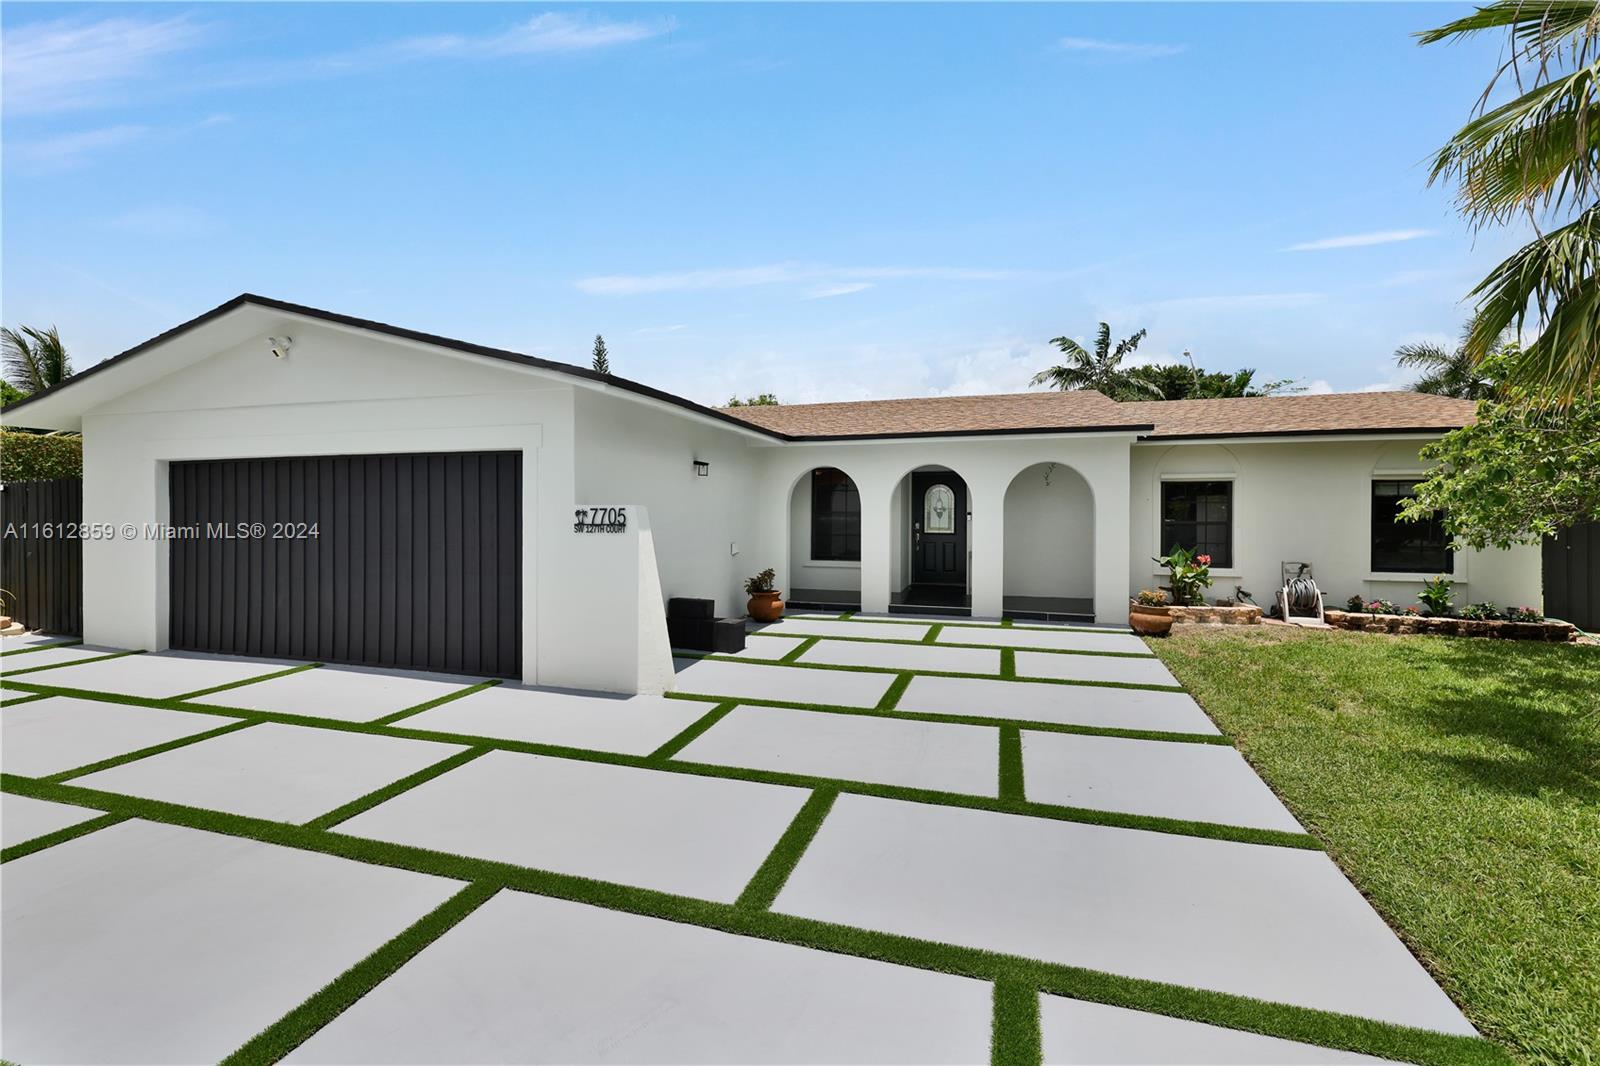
(859, 475, 893, 613)
(1091, 451, 1132, 624)
(970, 479, 1005, 618)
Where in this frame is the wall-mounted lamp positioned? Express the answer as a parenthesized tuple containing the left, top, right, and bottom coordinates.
(267, 335, 293, 359)
(692, 459, 710, 477)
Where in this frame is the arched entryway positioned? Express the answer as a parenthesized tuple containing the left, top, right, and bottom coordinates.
(889, 465, 972, 614)
(1002, 461, 1095, 622)
(785, 467, 862, 611)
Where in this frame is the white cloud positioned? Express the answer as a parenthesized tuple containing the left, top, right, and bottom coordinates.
(9, 124, 150, 165)
(633, 323, 687, 334)
(394, 13, 665, 59)
(1286, 229, 1434, 252)
(805, 282, 874, 299)
(577, 261, 1032, 296)
(1, 15, 206, 114)
(1130, 291, 1325, 312)
(1300, 379, 1335, 395)
(106, 205, 219, 238)
(1057, 36, 1186, 59)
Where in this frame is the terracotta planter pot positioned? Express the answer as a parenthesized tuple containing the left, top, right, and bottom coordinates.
(1128, 603, 1173, 636)
(747, 590, 785, 622)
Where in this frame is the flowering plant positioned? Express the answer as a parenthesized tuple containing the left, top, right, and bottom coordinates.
(743, 568, 777, 595)
(1459, 601, 1504, 621)
(1365, 599, 1398, 615)
(1506, 605, 1544, 622)
(1418, 576, 1455, 617)
(1134, 588, 1170, 607)
(1154, 547, 1213, 607)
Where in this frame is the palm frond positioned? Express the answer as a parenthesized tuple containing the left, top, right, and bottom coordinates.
(1394, 342, 1454, 370)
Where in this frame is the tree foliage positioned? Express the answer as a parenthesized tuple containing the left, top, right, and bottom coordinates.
(726, 393, 780, 406)
(1123, 363, 1302, 400)
(0, 430, 83, 481)
(1421, 1, 1600, 406)
(1030, 323, 1160, 398)
(1402, 385, 1600, 549)
(1394, 316, 1519, 400)
(591, 334, 610, 375)
(2, 325, 72, 396)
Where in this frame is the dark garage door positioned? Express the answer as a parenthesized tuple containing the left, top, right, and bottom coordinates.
(169, 452, 521, 677)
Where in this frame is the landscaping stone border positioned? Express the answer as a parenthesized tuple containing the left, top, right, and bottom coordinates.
(1156, 605, 1263, 626)
(1323, 609, 1576, 641)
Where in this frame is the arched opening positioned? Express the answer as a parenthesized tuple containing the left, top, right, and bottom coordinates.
(889, 464, 973, 615)
(786, 467, 862, 611)
(1003, 461, 1095, 622)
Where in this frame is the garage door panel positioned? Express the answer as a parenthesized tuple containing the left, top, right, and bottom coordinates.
(170, 453, 521, 677)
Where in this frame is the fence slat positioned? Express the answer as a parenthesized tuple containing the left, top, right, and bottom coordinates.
(0, 479, 84, 635)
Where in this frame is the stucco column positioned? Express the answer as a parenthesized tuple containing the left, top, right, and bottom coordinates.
(1091, 448, 1133, 623)
(858, 475, 893, 613)
(969, 480, 1005, 618)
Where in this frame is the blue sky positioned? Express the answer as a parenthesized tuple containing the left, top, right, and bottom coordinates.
(2, 3, 1520, 405)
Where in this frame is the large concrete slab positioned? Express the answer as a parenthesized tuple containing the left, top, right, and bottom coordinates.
(756, 617, 931, 641)
(1, 792, 102, 848)
(401, 683, 712, 755)
(72, 723, 466, 823)
(1015, 650, 1179, 687)
(201, 664, 482, 722)
(1, 645, 123, 672)
(1039, 996, 1394, 1064)
(18, 651, 295, 699)
(2, 696, 236, 778)
(1, 819, 461, 1065)
(722, 635, 809, 661)
(678, 705, 998, 796)
(774, 795, 1474, 1035)
(799, 638, 1001, 675)
(939, 627, 1150, 655)
(897, 675, 1220, 734)
(338, 750, 810, 902)
(672, 657, 896, 709)
(287, 889, 992, 1064)
(0, 632, 75, 651)
(1022, 731, 1303, 832)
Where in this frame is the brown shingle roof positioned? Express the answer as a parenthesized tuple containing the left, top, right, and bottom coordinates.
(1122, 391, 1476, 439)
(719, 390, 1151, 439)
(719, 389, 1475, 440)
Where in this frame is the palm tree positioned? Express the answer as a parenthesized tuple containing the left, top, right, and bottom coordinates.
(2, 325, 73, 396)
(1394, 318, 1517, 401)
(1030, 323, 1160, 398)
(1421, 1, 1600, 406)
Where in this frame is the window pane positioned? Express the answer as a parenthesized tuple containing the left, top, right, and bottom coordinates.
(811, 468, 861, 561)
(1160, 481, 1232, 568)
(1371, 480, 1452, 573)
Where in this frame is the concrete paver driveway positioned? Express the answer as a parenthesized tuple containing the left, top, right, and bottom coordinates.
(1, 619, 1480, 1064)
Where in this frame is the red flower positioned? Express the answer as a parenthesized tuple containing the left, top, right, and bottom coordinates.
(1196, 554, 1212, 566)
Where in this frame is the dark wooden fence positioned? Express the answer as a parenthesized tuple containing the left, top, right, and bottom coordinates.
(0, 479, 83, 635)
(1544, 521, 1598, 631)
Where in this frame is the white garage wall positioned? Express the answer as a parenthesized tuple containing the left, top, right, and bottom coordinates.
(1128, 438, 1541, 610)
(1003, 462, 1095, 599)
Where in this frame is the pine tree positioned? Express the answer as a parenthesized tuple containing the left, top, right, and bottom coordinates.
(591, 334, 610, 375)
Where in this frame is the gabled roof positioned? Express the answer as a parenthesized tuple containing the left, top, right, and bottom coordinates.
(719, 390, 1153, 439)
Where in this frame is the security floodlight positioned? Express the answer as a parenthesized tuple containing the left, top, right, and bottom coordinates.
(268, 336, 293, 359)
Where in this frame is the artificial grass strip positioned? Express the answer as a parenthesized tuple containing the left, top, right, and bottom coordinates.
(170, 661, 324, 702)
(0, 639, 83, 657)
(735, 787, 839, 911)
(0, 678, 1296, 847)
(0, 811, 128, 863)
(221, 881, 500, 1065)
(922, 624, 944, 644)
(780, 636, 820, 664)
(691, 651, 1183, 693)
(0, 772, 1503, 1066)
(0, 692, 49, 708)
(991, 978, 1042, 1066)
(304, 746, 490, 830)
(998, 726, 1025, 803)
(370, 678, 503, 726)
(749, 628, 1156, 661)
(876, 671, 913, 710)
(44, 718, 258, 783)
(1000, 617, 1016, 628)
(2, 649, 142, 676)
(648, 700, 738, 761)
(1000, 648, 1017, 679)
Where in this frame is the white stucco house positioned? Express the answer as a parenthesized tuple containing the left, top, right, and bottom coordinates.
(2, 295, 1541, 693)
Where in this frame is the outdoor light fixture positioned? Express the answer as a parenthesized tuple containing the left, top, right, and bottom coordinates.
(693, 459, 710, 477)
(267, 336, 293, 359)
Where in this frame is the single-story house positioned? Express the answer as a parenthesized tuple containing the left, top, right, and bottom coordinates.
(2, 294, 1540, 693)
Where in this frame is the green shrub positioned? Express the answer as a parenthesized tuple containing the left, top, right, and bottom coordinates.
(0, 430, 82, 481)
(1459, 601, 1504, 621)
(1418, 575, 1455, 617)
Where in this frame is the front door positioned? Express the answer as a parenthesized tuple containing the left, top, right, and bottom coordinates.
(911, 471, 967, 585)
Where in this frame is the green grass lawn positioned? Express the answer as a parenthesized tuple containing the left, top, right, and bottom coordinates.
(1148, 626, 1600, 1066)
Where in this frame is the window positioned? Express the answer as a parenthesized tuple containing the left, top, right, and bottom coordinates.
(810, 468, 860, 561)
(1160, 481, 1233, 568)
(1372, 480, 1452, 574)
(924, 483, 955, 533)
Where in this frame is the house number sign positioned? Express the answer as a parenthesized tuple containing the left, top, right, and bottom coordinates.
(574, 507, 627, 533)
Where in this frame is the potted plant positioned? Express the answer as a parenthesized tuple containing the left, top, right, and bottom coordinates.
(744, 567, 785, 622)
(1154, 547, 1213, 607)
(1129, 588, 1173, 636)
